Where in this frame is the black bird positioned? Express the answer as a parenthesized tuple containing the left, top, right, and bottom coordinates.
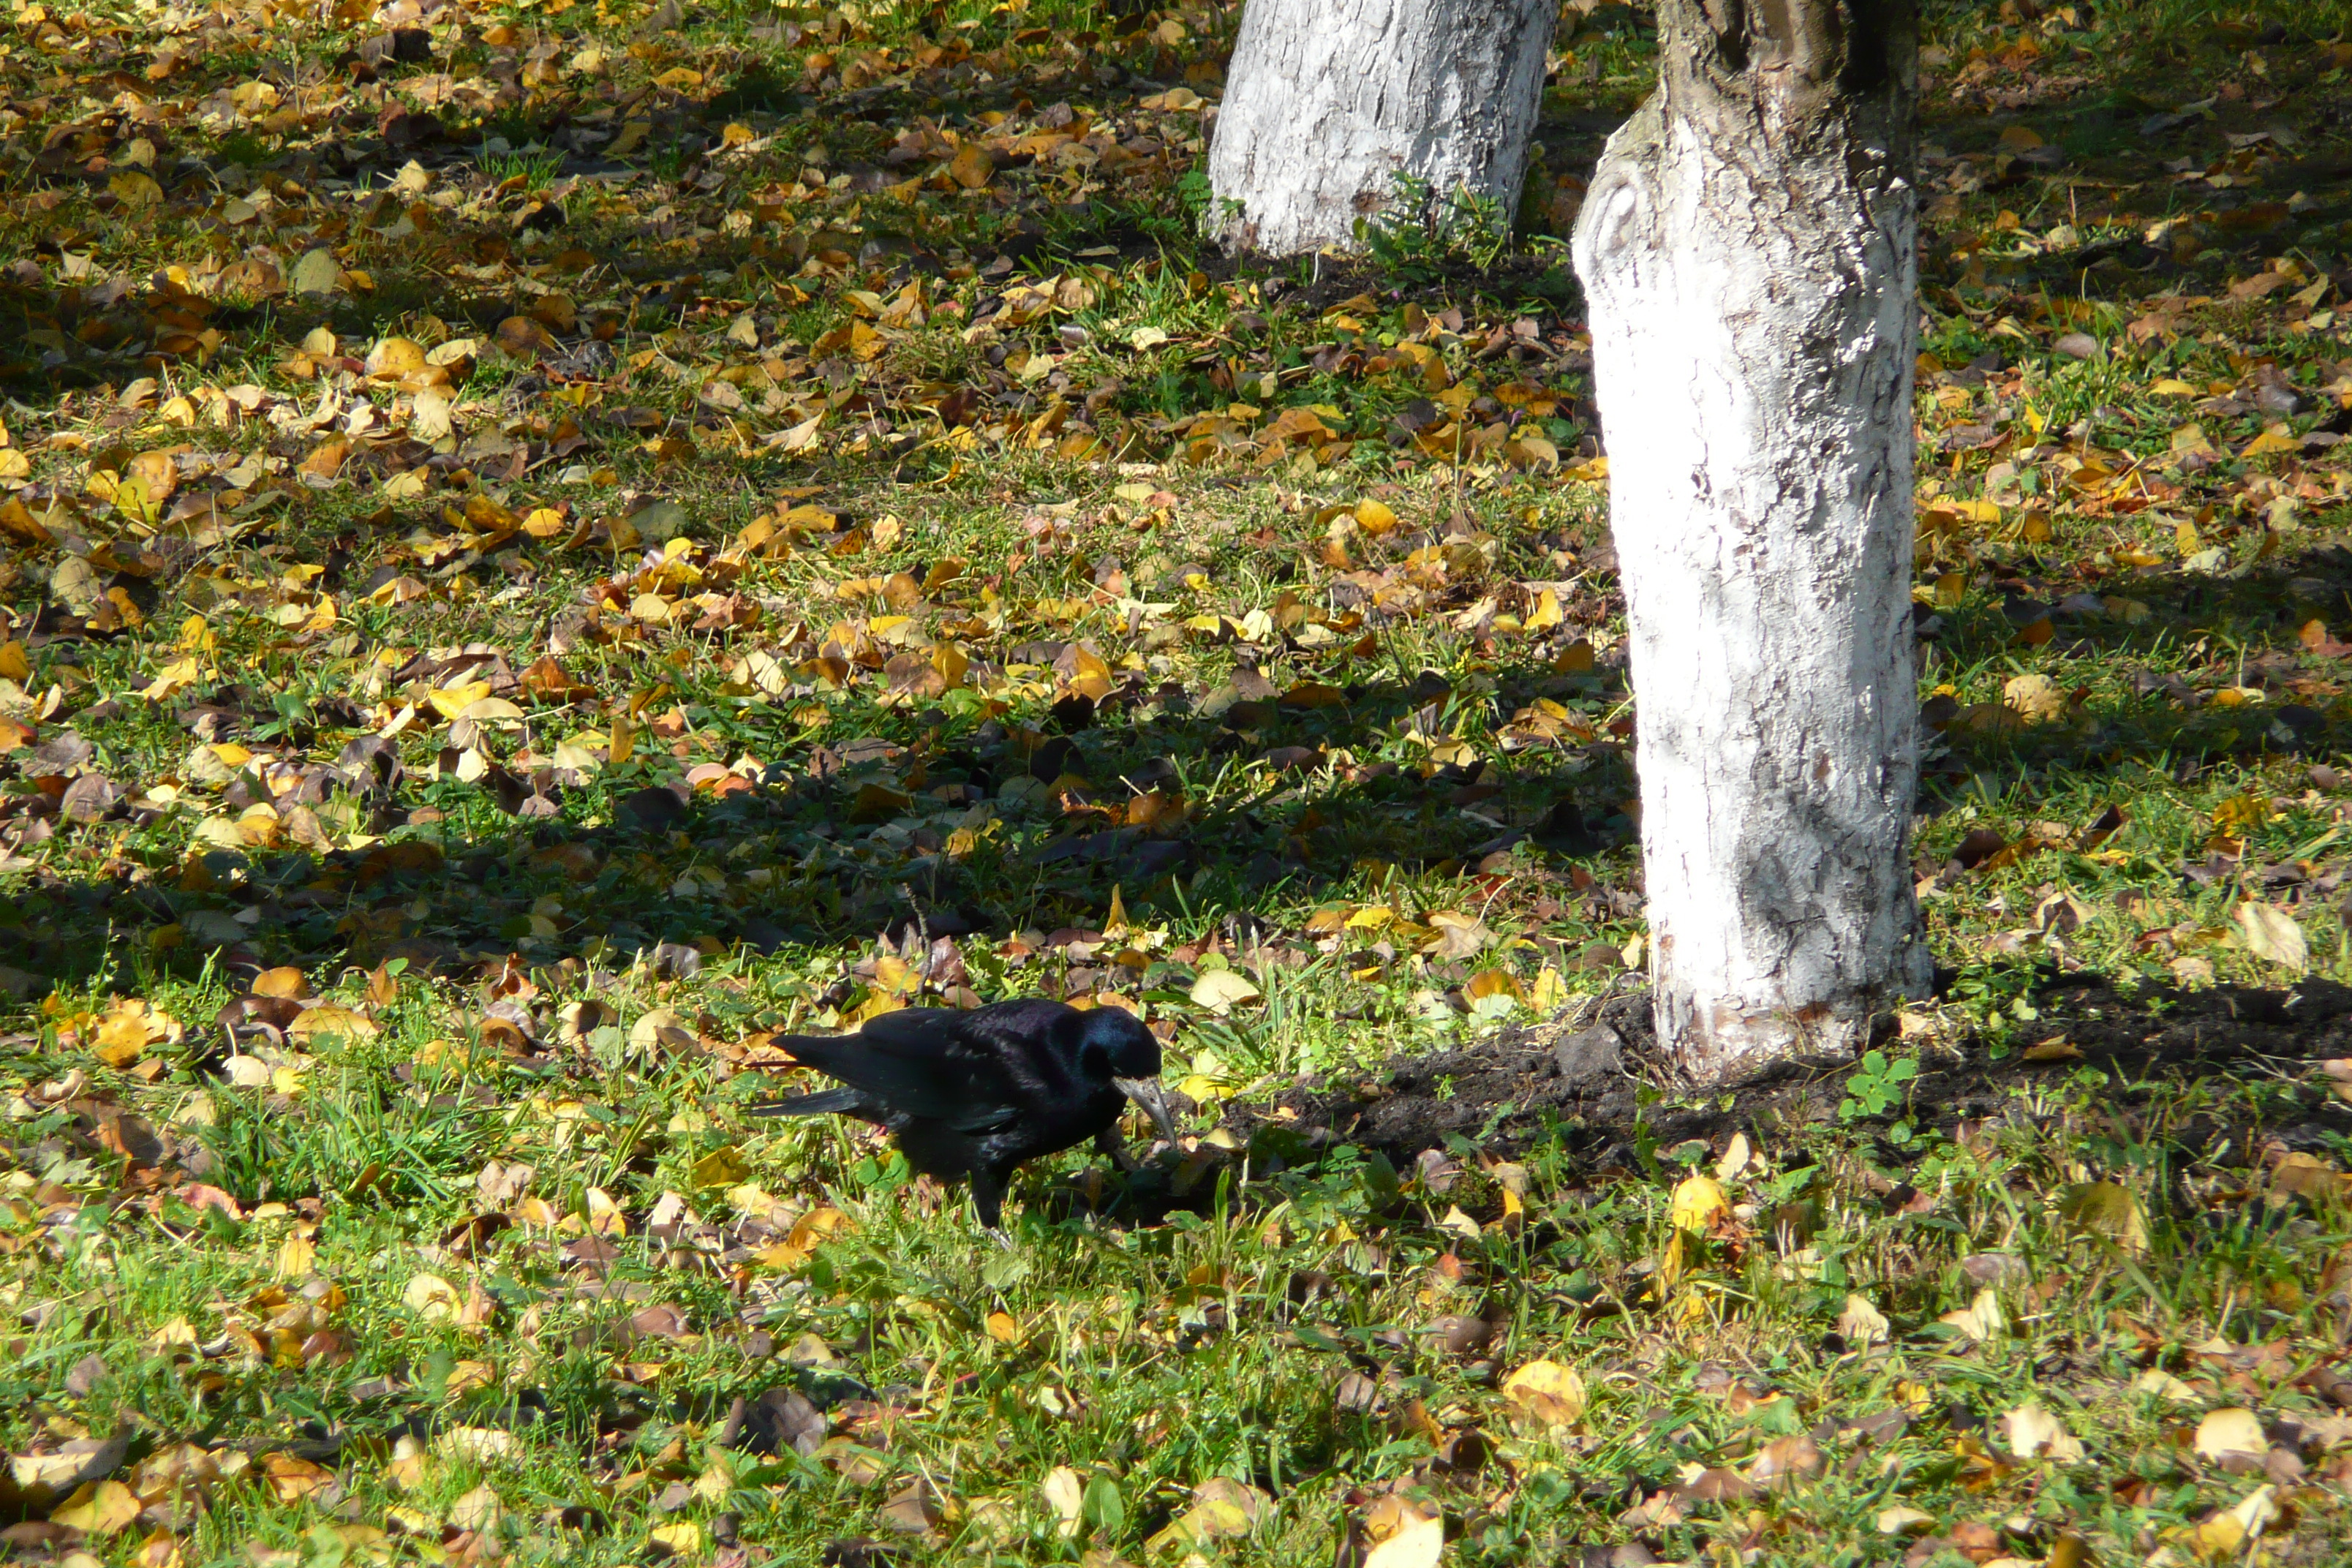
(749, 999, 1179, 1230)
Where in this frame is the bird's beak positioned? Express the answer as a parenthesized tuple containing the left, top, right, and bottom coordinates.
(1113, 1077, 1180, 1146)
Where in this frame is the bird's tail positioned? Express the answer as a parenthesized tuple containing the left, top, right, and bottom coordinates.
(747, 1087, 869, 1118)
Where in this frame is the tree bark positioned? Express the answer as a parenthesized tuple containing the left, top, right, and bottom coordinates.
(1569, 0, 1928, 1082)
(1207, 0, 1559, 257)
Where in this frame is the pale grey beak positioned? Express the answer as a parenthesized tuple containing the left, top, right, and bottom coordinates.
(1113, 1077, 1179, 1146)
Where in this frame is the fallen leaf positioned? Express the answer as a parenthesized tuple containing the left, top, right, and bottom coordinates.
(1670, 1174, 1728, 1233)
(2058, 1180, 2149, 1254)
(1500, 1360, 1586, 1427)
(1939, 1287, 2007, 1341)
(2005, 1401, 2086, 1462)
(1362, 1504, 1444, 1568)
(1839, 1294, 1891, 1345)
(2234, 902, 2307, 973)
(1189, 968, 1262, 1014)
(2195, 1408, 2267, 1463)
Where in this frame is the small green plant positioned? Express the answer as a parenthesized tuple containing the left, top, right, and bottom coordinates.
(1354, 171, 1517, 282)
(1174, 165, 1215, 228)
(483, 147, 566, 191)
(1839, 1049, 1919, 1123)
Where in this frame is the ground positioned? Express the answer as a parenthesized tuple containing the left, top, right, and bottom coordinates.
(4, 0, 2352, 1564)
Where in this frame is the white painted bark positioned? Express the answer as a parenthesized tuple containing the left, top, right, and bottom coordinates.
(1571, 0, 1929, 1082)
(1207, 0, 1559, 257)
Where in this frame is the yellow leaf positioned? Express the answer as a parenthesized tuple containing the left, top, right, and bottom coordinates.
(1362, 1504, 1444, 1568)
(1463, 969, 1520, 1003)
(2194, 1408, 2266, 1463)
(93, 1015, 154, 1068)
(649, 1520, 705, 1557)
(985, 1311, 1020, 1344)
(51, 1480, 142, 1535)
(426, 681, 491, 720)
(2058, 1180, 2149, 1254)
(1189, 969, 1262, 1014)
(2234, 901, 2307, 973)
(1501, 1360, 1586, 1427)
(287, 1004, 378, 1042)
(1670, 1174, 1728, 1233)
(109, 170, 165, 208)
(691, 1146, 748, 1188)
(404, 1273, 460, 1319)
(1041, 1466, 1085, 1535)
(2194, 1485, 2277, 1558)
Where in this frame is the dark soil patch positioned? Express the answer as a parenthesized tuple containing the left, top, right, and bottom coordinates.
(1230, 977, 2352, 1172)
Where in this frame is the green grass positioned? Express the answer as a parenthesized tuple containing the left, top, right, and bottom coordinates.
(4, 0, 2352, 1562)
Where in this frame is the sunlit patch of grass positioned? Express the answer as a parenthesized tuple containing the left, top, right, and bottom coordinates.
(3, 0, 2352, 1559)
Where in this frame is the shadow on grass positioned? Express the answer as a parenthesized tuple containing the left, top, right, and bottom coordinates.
(1919, 538, 2352, 807)
(0, 629, 1646, 1004)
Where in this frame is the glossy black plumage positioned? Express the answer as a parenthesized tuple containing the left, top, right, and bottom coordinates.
(749, 999, 1177, 1229)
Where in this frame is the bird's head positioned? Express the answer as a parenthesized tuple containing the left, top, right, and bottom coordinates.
(1075, 1008, 1178, 1146)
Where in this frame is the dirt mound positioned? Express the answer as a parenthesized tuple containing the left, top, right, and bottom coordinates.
(1238, 976, 2352, 1169)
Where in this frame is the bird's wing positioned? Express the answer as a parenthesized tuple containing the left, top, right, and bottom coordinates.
(787, 1009, 1032, 1133)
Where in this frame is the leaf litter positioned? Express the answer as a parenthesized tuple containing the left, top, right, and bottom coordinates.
(4, 0, 2352, 1563)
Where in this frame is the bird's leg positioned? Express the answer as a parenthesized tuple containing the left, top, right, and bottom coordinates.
(970, 1168, 1007, 1232)
(1094, 1126, 1140, 1174)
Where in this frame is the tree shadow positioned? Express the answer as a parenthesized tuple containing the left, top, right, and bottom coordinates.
(2, 584, 1649, 1009)
(1916, 534, 2352, 813)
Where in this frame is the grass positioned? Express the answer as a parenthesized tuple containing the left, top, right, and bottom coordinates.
(4, 0, 2352, 1563)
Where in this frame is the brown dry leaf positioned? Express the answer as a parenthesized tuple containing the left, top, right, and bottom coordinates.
(1747, 1433, 1824, 1487)
(260, 1452, 337, 1503)
(949, 145, 995, 189)
(251, 967, 310, 1000)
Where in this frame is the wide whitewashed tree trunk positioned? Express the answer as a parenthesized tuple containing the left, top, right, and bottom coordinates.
(1207, 0, 1558, 256)
(1570, 0, 1929, 1082)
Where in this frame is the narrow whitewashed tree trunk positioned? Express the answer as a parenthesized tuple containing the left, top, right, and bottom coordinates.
(1571, 0, 1929, 1082)
(1207, 0, 1558, 256)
